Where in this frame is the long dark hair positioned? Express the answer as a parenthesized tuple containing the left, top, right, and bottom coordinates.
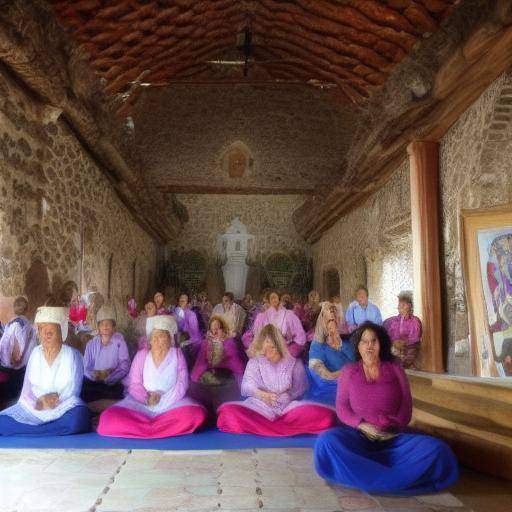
(351, 321, 394, 362)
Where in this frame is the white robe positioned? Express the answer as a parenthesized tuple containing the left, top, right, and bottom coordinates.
(0, 345, 85, 425)
(0, 316, 37, 369)
(116, 348, 199, 418)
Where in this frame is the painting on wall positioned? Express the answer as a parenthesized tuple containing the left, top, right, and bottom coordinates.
(461, 205, 512, 377)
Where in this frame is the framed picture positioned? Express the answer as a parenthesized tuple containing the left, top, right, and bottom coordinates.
(461, 205, 512, 377)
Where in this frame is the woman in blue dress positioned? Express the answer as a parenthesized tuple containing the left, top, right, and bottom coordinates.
(306, 303, 354, 405)
(314, 321, 458, 495)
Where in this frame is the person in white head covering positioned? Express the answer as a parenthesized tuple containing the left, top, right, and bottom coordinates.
(97, 315, 206, 438)
(0, 296, 37, 403)
(81, 305, 130, 411)
(0, 307, 91, 436)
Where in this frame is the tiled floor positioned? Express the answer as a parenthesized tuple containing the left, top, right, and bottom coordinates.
(0, 448, 475, 512)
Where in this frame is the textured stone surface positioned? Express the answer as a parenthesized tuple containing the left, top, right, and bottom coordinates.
(131, 85, 354, 193)
(440, 71, 512, 375)
(0, 67, 157, 329)
(167, 194, 310, 301)
(312, 161, 412, 320)
(0, 447, 472, 512)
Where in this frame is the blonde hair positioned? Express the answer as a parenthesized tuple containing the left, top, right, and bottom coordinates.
(208, 315, 230, 335)
(314, 301, 340, 343)
(249, 324, 289, 358)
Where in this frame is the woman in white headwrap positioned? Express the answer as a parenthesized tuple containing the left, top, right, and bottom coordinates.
(0, 307, 91, 436)
(97, 315, 207, 438)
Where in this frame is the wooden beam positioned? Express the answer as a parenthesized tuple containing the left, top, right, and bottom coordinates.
(408, 141, 444, 373)
(295, 3, 512, 242)
(158, 185, 316, 195)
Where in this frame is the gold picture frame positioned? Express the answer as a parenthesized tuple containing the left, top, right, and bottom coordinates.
(461, 204, 512, 377)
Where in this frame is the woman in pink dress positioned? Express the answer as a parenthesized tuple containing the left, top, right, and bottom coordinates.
(191, 316, 245, 387)
(383, 291, 422, 369)
(217, 324, 336, 436)
(97, 316, 206, 438)
(244, 290, 306, 358)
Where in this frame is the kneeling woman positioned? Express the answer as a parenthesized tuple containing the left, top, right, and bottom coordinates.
(97, 316, 206, 438)
(217, 324, 336, 436)
(191, 315, 245, 387)
(0, 307, 91, 436)
(314, 322, 458, 495)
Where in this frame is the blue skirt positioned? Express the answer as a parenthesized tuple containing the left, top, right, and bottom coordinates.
(314, 426, 459, 495)
(0, 406, 91, 437)
(304, 368, 337, 406)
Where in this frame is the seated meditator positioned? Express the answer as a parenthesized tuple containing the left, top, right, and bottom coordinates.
(0, 296, 37, 402)
(81, 305, 130, 411)
(191, 315, 245, 388)
(0, 307, 91, 436)
(97, 315, 207, 438)
(306, 309, 355, 405)
(174, 292, 203, 368)
(136, 300, 157, 351)
(314, 321, 458, 495)
(217, 324, 336, 436)
(301, 290, 322, 342)
(212, 292, 247, 339)
(345, 285, 382, 332)
(241, 289, 269, 348)
(154, 291, 171, 315)
(384, 291, 422, 369)
(174, 292, 202, 349)
(243, 290, 306, 358)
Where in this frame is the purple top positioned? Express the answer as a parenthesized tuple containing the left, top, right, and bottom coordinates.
(83, 333, 130, 385)
(174, 306, 202, 345)
(252, 306, 306, 357)
(336, 361, 412, 431)
(383, 315, 422, 345)
(127, 348, 188, 404)
(241, 354, 308, 416)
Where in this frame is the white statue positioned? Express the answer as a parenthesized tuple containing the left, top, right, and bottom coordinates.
(218, 218, 254, 299)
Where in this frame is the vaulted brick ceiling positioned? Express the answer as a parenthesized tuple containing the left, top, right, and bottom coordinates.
(47, 0, 459, 107)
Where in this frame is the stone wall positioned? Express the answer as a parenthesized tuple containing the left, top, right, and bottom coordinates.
(130, 85, 356, 193)
(312, 161, 412, 320)
(0, 68, 158, 330)
(440, 71, 512, 375)
(166, 194, 311, 302)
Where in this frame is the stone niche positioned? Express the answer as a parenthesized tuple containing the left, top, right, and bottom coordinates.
(221, 141, 253, 179)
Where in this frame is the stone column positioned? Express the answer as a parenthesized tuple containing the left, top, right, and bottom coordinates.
(407, 141, 444, 373)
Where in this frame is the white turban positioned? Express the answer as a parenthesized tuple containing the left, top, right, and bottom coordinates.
(146, 315, 177, 339)
(34, 307, 69, 342)
(96, 305, 116, 324)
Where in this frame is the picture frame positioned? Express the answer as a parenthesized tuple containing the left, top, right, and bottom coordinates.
(461, 204, 512, 377)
